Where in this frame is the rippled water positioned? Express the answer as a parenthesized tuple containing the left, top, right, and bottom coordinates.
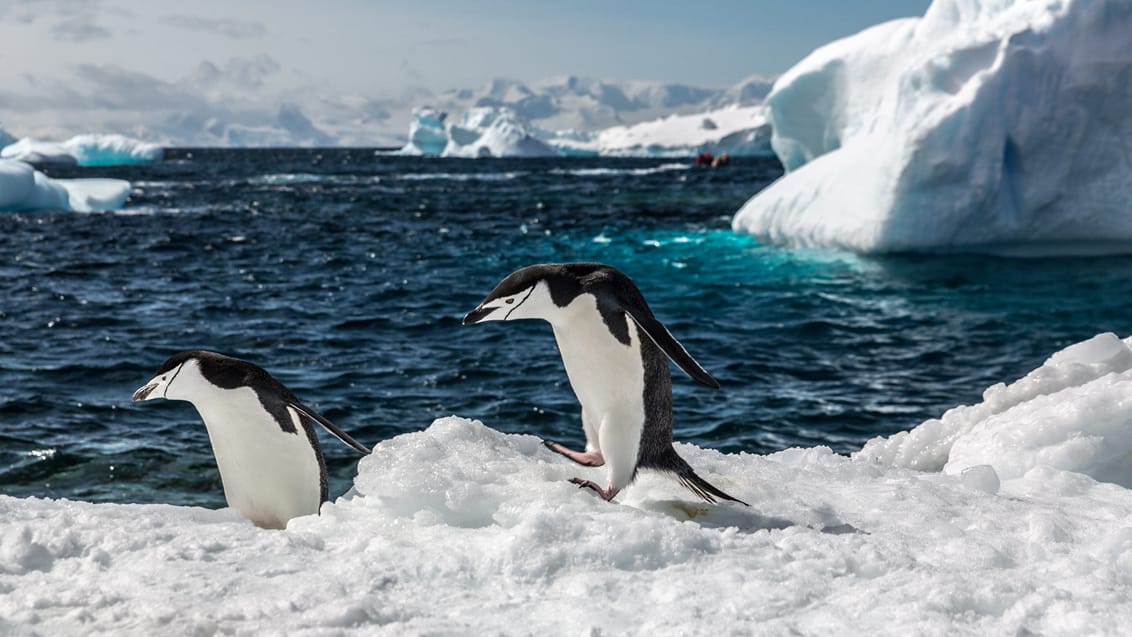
(3, 149, 1131, 507)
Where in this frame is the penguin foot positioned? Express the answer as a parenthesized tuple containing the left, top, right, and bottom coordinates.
(570, 477, 619, 501)
(543, 440, 605, 467)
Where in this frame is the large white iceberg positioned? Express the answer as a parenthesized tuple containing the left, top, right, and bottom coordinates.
(0, 159, 130, 212)
(733, 0, 1132, 254)
(4, 331, 1132, 633)
(398, 104, 773, 158)
(1, 134, 163, 166)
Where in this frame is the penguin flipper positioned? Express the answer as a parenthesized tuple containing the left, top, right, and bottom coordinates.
(621, 306, 720, 389)
(288, 401, 371, 455)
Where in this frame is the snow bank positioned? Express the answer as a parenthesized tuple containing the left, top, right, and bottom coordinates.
(858, 332, 1132, 488)
(0, 159, 130, 212)
(1, 134, 163, 166)
(398, 104, 773, 158)
(4, 394, 1132, 633)
(733, 0, 1132, 254)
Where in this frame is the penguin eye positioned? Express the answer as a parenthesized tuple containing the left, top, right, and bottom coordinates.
(505, 298, 515, 304)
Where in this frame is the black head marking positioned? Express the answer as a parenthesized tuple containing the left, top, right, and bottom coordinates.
(162, 351, 370, 458)
(160, 351, 301, 435)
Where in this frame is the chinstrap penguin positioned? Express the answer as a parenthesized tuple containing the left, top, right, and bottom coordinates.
(133, 350, 370, 529)
(463, 262, 746, 505)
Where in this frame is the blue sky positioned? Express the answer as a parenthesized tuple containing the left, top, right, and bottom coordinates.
(0, 0, 931, 141)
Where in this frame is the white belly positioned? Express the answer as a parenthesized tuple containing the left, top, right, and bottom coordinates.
(551, 297, 646, 488)
(194, 388, 322, 529)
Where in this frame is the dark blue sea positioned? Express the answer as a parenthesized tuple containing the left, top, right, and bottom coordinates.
(3, 149, 1131, 507)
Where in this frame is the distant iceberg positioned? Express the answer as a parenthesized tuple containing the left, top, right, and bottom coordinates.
(1, 133, 163, 166)
(733, 0, 1132, 254)
(551, 105, 773, 158)
(397, 104, 773, 158)
(0, 159, 130, 212)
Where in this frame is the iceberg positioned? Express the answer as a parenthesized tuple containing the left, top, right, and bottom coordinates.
(1, 134, 163, 166)
(551, 105, 773, 158)
(732, 0, 1132, 254)
(399, 107, 450, 156)
(5, 331, 1132, 633)
(0, 159, 131, 212)
(397, 104, 774, 158)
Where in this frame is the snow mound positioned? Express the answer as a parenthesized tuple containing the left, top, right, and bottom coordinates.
(733, 0, 1132, 254)
(858, 332, 1132, 486)
(2, 134, 163, 166)
(398, 104, 773, 158)
(0, 159, 130, 212)
(4, 407, 1132, 634)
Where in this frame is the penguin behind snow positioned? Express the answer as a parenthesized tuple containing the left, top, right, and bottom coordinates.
(133, 351, 370, 529)
(464, 262, 747, 505)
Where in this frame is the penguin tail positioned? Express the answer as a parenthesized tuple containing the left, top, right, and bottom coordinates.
(676, 467, 749, 506)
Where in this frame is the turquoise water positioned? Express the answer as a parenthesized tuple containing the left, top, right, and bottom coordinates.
(2, 149, 1130, 507)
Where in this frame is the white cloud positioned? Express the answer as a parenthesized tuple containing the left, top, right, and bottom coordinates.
(160, 14, 265, 39)
(50, 15, 111, 41)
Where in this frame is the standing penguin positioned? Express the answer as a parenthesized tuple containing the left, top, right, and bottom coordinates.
(132, 351, 370, 529)
(464, 263, 746, 505)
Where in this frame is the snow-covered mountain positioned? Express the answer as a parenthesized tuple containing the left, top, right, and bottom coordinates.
(2, 73, 773, 148)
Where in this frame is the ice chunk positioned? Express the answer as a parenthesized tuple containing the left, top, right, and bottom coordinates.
(733, 0, 1132, 254)
(0, 159, 130, 212)
(2, 134, 162, 166)
(858, 332, 1132, 487)
(398, 107, 449, 156)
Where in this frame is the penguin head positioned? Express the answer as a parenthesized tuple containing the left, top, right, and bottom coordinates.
(463, 263, 591, 325)
(132, 351, 227, 403)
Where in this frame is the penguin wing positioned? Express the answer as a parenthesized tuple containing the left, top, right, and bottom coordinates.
(288, 401, 371, 454)
(620, 303, 721, 389)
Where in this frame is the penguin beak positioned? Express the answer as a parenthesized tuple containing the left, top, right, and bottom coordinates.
(132, 382, 159, 402)
(463, 306, 497, 325)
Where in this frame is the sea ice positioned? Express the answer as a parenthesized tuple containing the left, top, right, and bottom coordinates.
(0, 159, 131, 212)
(3, 332, 1132, 634)
(732, 0, 1132, 254)
(2, 133, 163, 166)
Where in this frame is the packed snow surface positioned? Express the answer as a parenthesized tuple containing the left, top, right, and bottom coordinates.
(5, 333, 1132, 634)
(0, 159, 130, 212)
(1, 134, 163, 166)
(732, 0, 1132, 254)
(398, 104, 773, 158)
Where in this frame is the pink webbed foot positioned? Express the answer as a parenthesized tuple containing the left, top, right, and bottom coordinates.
(570, 477, 620, 501)
(543, 440, 605, 467)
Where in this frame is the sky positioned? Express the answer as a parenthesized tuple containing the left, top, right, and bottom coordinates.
(0, 0, 932, 144)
